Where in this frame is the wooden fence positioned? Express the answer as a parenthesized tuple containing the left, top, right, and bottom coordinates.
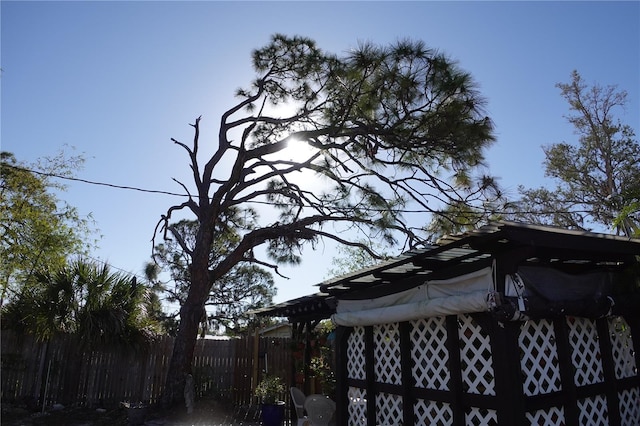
(1, 330, 292, 411)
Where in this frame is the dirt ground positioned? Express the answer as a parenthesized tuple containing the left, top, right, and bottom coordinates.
(1, 398, 266, 426)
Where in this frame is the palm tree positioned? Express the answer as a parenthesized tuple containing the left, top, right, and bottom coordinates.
(2, 259, 160, 352)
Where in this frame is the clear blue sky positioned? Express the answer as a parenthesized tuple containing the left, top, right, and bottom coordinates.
(2, 1, 639, 305)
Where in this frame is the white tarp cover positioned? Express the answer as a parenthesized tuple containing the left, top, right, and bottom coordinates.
(332, 267, 493, 326)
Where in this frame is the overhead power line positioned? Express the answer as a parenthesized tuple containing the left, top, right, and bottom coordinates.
(2, 163, 595, 217)
(82, 253, 149, 282)
(3, 163, 188, 197)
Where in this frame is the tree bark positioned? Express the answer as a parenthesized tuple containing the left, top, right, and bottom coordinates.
(161, 233, 212, 407)
(161, 299, 204, 407)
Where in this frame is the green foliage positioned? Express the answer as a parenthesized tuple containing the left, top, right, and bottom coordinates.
(310, 321, 336, 397)
(0, 150, 95, 305)
(509, 71, 640, 236)
(158, 34, 501, 404)
(1, 259, 160, 352)
(327, 240, 393, 278)
(153, 217, 276, 336)
(292, 320, 337, 398)
(254, 375, 285, 404)
(425, 194, 507, 241)
(614, 201, 640, 237)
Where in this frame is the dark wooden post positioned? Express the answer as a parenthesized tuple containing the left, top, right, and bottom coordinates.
(399, 321, 415, 426)
(364, 326, 376, 425)
(334, 326, 351, 426)
(445, 315, 465, 426)
(553, 317, 579, 424)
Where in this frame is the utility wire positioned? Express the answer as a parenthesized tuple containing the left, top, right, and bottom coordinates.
(82, 253, 150, 283)
(2, 163, 594, 216)
(4, 164, 609, 283)
(3, 163, 187, 197)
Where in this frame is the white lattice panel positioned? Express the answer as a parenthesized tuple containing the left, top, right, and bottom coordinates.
(373, 323, 402, 385)
(567, 317, 603, 386)
(619, 387, 640, 426)
(577, 395, 608, 426)
(347, 326, 366, 380)
(415, 398, 453, 425)
(608, 316, 637, 379)
(525, 406, 565, 425)
(459, 314, 495, 395)
(465, 407, 498, 425)
(375, 392, 403, 426)
(347, 386, 367, 425)
(411, 317, 450, 391)
(519, 319, 562, 396)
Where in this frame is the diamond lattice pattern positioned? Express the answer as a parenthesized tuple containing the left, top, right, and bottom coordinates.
(567, 317, 603, 386)
(411, 317, 449, 391)
(519, 319, 562, 396)
(347, 386, 367, 425)
(619, 387, 640, 426)
(578, 395, 608, 426)
(459, 314, 495, 395)
(346, 314, 637, 425)
(608, 316, 637, 379)
(373, 323, 402, 385)
(375, 392, 403, 426)
(347, 327, 366, 380)
(415, 398, 453, 425)
(525, 406, 565, 426)
(465, 407, 498, 425)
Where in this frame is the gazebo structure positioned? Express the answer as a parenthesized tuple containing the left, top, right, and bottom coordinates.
(255, 222, 640, 425)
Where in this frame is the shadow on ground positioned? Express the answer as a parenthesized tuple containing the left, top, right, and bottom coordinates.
(1, 398, 267, 426)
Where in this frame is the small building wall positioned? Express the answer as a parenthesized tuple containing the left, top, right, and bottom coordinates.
(260, 323, 293, 338)
(335, 313, 640, 425)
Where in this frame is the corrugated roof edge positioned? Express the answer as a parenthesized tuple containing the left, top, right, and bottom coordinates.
(253, 221, 640, 319)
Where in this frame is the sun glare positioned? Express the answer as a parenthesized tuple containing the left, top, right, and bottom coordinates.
(283, 136, 318, 164)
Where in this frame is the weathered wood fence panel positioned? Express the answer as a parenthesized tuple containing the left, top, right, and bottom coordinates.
(1, 331, 291, 410)
(232, 336, 255, 409)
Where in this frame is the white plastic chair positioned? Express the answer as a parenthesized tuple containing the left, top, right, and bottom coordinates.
(304, 394, 336, 426)
(290, 386, 308, 426)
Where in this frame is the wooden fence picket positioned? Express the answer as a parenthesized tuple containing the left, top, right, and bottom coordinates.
(1, 330, 291, 412)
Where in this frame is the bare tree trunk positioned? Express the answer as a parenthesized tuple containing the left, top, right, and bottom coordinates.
(161, 234, 212, 407)
(161, 300, 204, 407)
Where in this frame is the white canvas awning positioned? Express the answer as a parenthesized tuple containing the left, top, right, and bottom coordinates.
(332, 267, 493, 326)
